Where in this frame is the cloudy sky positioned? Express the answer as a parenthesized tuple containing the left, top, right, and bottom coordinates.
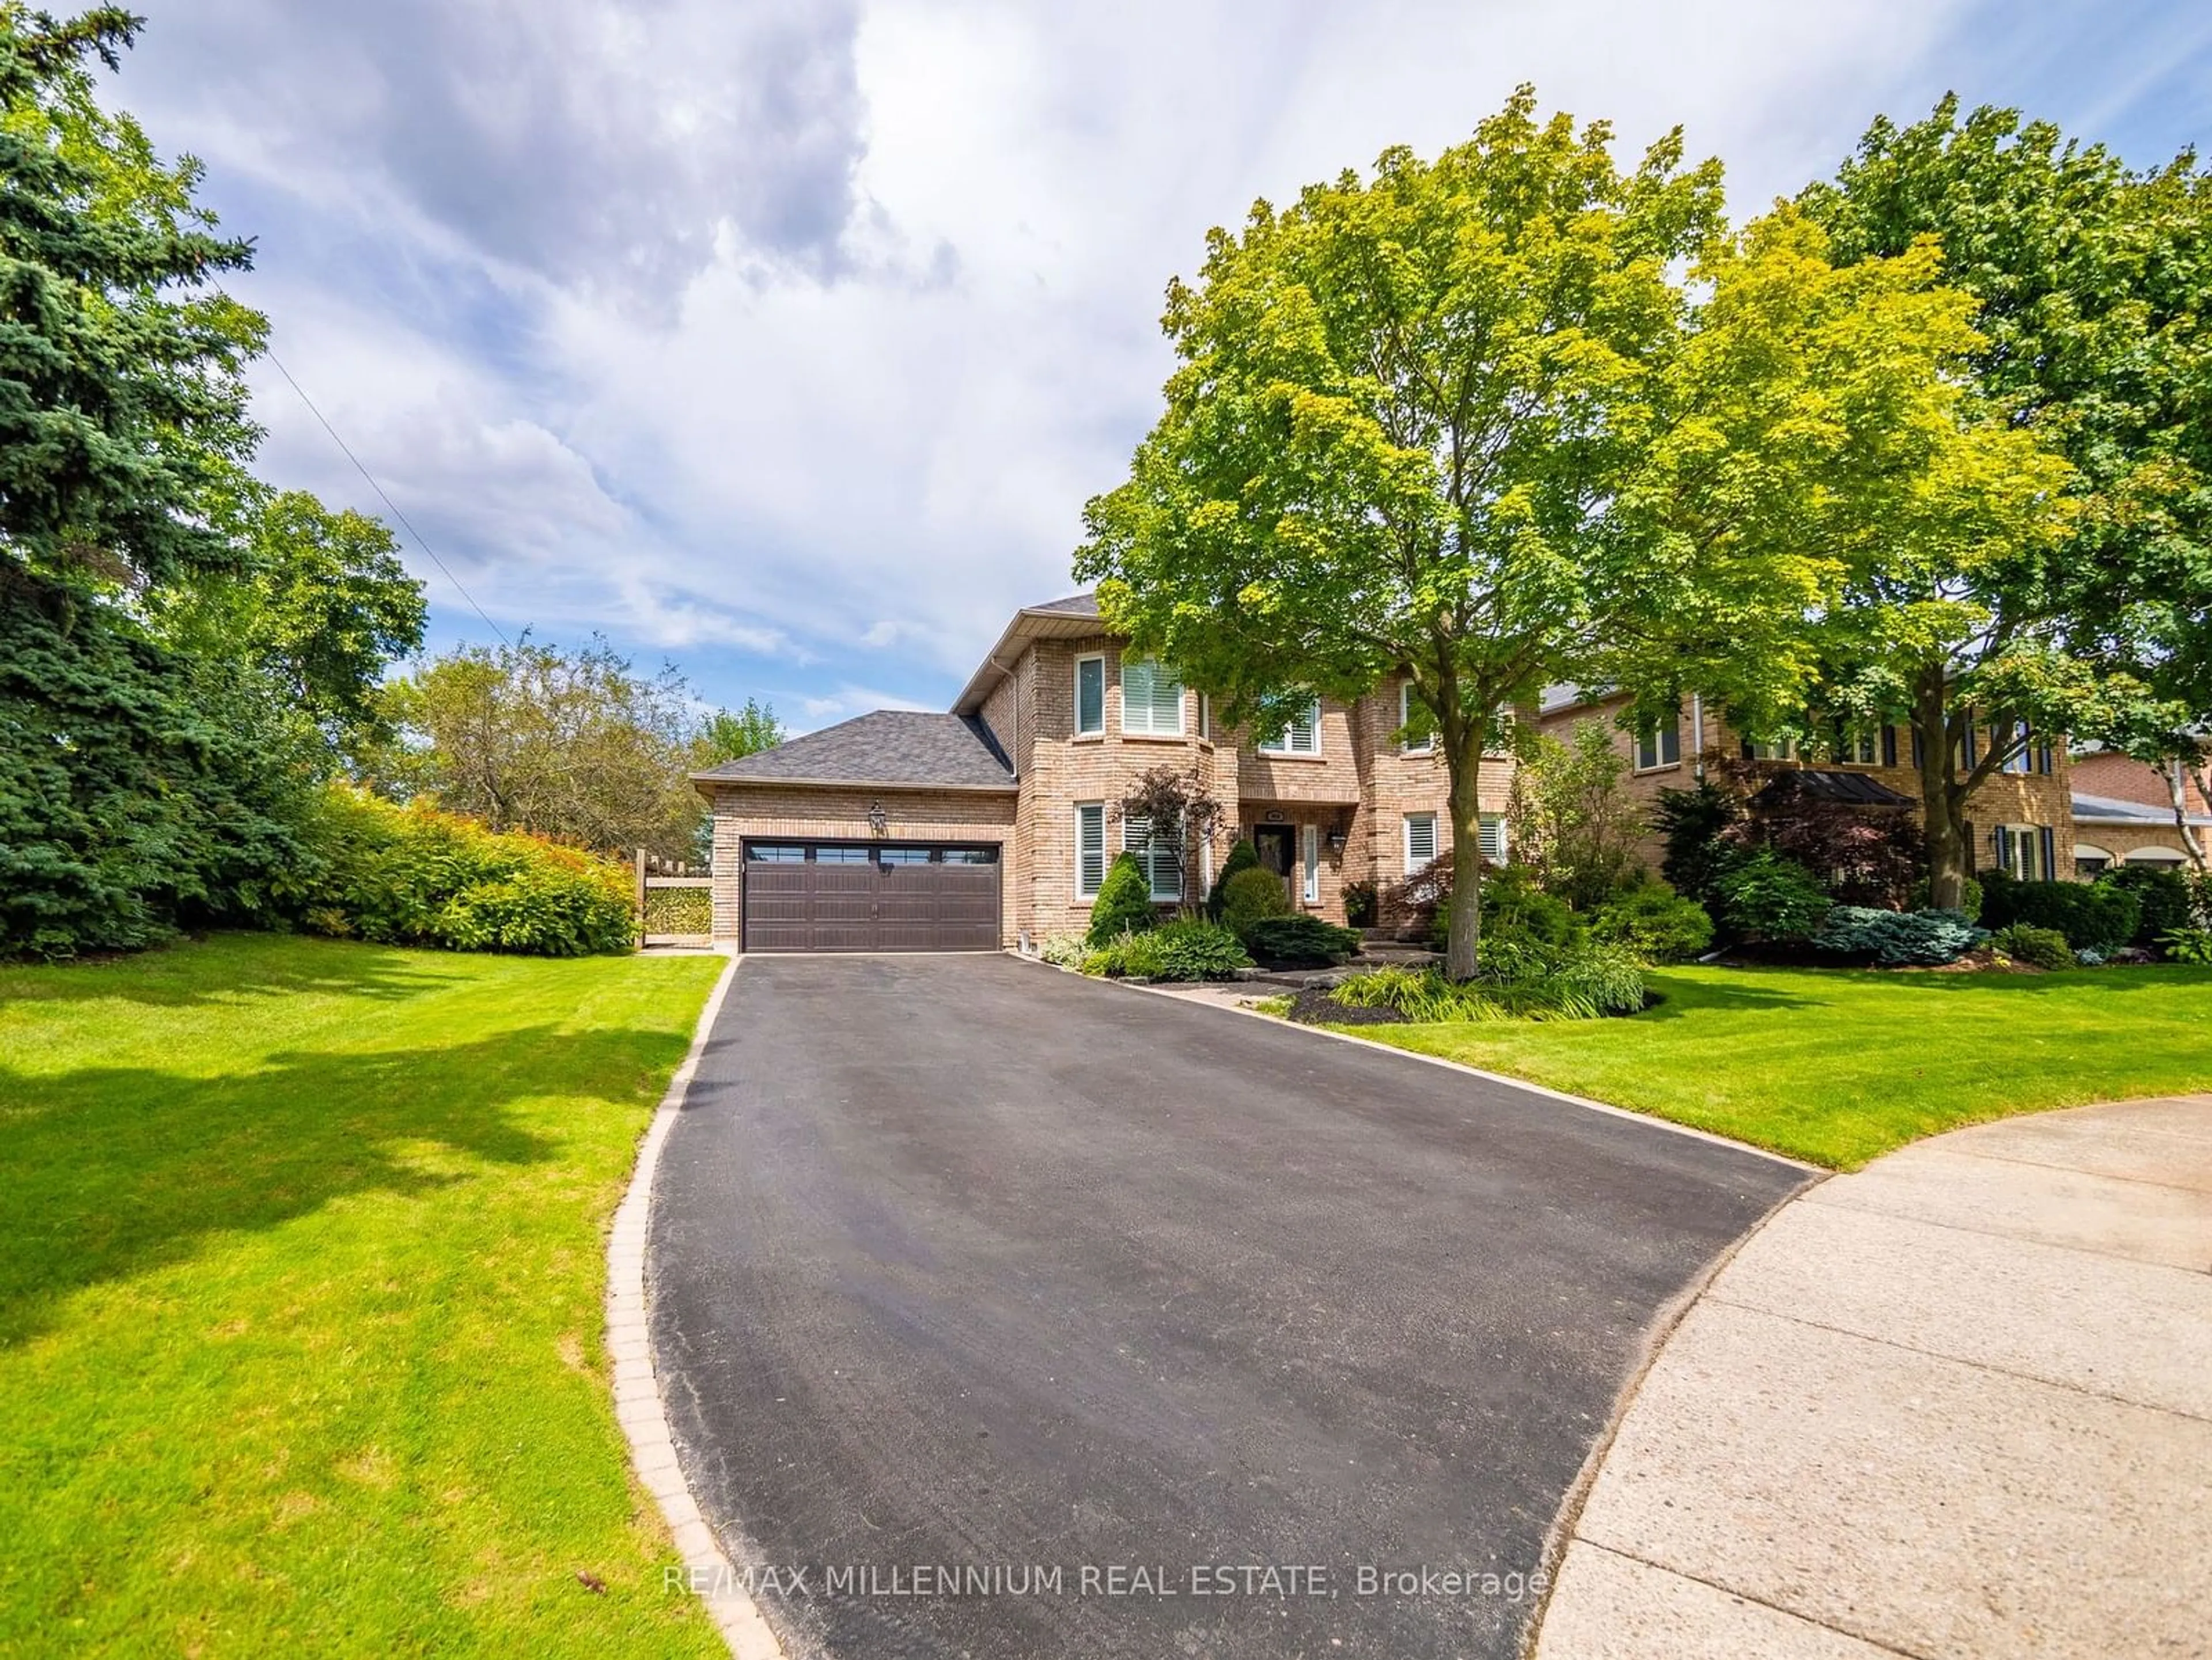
(115, 0, 2211, 730)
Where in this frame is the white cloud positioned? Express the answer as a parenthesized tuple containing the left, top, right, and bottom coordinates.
(116, 0, 2207, 711)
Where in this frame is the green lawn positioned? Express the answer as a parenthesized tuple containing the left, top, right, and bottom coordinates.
(0, 933, 728, 1657)
(1347, 964, 2212, 1169)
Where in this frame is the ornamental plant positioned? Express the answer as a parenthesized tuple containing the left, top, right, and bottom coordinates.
(1086, 851, 1158, 946)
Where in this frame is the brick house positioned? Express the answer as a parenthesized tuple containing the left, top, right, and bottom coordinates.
(2067, 748, 2210, 873)
(692, 592, 1509, 952)
(1536, 688, 2080, 884)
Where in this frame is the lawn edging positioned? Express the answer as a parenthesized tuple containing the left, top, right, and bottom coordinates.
(1069, 962, 1818, 1172)
(605, 950, 785, 1660)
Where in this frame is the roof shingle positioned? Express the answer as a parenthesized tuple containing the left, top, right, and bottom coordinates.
(692, 711, 1016, 791)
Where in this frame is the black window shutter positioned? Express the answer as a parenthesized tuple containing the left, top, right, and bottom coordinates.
(1911, 726, 1923, 769)
(1882, 726, 1899, 767)
(1740, 736, 1755, 760)
(2040, 826, 2056, 878)
(1963, 726, 1977, 769)
(1964, 821, 1977, 874)
(2038, 742, 2054, 774)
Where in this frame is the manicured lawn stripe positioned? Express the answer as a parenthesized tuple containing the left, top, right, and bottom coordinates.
(1346, 964, 2212, 1169)
(0, 933, 728, 1657)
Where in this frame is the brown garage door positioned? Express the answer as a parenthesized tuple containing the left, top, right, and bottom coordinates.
(741, 842, 1001, 952)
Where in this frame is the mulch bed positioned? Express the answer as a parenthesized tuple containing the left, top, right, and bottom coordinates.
(1286, 988, 1406, 1026)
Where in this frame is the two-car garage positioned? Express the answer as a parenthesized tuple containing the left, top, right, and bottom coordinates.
(691, 708, 1022, 954)
(740, 842, 1002, 953)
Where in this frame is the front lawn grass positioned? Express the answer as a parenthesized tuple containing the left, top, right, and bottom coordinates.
(0, 933, 728, 1657)
(1346, 963, 2212, 1169)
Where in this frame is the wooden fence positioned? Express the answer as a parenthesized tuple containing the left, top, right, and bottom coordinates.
(637, 850, 714, 948)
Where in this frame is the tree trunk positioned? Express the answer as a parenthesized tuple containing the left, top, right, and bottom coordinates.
(2167, 760, 2206, 870)
(1443, 739, 1484, 981)
(1912, 669, 1971, 910)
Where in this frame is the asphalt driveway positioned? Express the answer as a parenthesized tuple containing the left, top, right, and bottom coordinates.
(648, 956, 1805, 1659)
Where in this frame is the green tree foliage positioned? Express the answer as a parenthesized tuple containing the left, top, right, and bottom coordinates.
(0, 6, 263, 589)
(1508, 723, 1645, 911)
(143, 488, 426, 767)
(1086, 850, 1159, 946)
(1798, 98, 2212, 903)
(0, 9, 308, 957)
(372, 636, 711, 861)
(695, 696, 785, 765)
(1077, 87, 2038, 977)
(0, 573, 304, 956)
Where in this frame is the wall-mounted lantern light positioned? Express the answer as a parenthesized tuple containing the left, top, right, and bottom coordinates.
(867, 801, 888, 836)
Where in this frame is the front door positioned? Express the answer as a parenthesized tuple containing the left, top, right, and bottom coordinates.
(1253, 824, 1297, 901)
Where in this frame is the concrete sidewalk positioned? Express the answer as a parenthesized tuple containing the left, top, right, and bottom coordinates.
(1536, 1093, 2212, 1659)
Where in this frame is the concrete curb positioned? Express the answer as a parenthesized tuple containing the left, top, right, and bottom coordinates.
(606, 950, 786, 1660)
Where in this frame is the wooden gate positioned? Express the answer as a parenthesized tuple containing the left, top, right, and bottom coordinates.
(637, 851, 714, 948)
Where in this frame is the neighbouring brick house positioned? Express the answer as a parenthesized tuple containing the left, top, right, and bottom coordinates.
(692, 592, 1510, 952)
(1536, 688, 2080, 884)
(2067, 748, 2210, 873)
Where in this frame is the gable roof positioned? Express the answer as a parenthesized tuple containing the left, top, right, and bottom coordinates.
(951, 589, 1115, 714)
(691, 710, 1016, 794)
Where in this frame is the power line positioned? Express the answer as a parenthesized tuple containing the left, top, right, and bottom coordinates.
(226, 289, 514, 647)
(259, 346, 512, 647)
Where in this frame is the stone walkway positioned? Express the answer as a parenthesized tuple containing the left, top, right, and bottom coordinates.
(1536, 1094, 2212, 1659)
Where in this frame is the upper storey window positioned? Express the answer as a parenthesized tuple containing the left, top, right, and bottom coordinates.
(1075, 654, 1105, 736)
(1121, 658, 1185, 736)
(1400, 682, 1433, 754)
(1260, 695, 1322, 756)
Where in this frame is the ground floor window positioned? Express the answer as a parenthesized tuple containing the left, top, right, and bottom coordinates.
(1403, 812, 1437, 871)
(1993, 824, 2054, 882)
(1123, 814, 1183, 901)
(2075, 844, 2112, 877)
(1075, 804, 1105, 897)
(1477, 814, 1508, 863)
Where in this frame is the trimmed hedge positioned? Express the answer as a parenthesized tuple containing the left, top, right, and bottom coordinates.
(1220, 865, 1294, 938)
(1206, 839, 1261, 920)
(2099, 864, 2195, 946)
(1979, 871, 2140, 954)
(1243, 915, 1362, 967)
(295, 787, 635, 956)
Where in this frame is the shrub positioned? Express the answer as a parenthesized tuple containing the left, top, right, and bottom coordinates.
(1081, 929, 1166, 978)
(1145, 919, 1254, 981)
(1745, 771, 1923, 909)
(1220, 865, 1294, 938)
(1087, 851, 1158, 946)
(1810, 905, 1985, 967)
(2158, 926, 2212, 966)
(1206, 839, 1260, 921)
(1715, 848, 1832, 942)
(1476, 863, 1580, 949)
(1988, 923, 2073, 971)
(1978, 871, 2139, 954)
(1653, 780, 1744, 908)
(295, 787, 635, 955)
(1330, 941, 1644, 1022)
(1037, 933, 1088, 968)
(1342, 880, 1378, 928)
(2074, 947, 2105, 967)
(1377, 848, 1453, 940)
(2099, 864, 2195, 945)
(1243, 915, 1362, 967)
(1589, 882, 1714, 963)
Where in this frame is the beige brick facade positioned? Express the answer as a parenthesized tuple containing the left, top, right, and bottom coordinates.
(2069, 751, 2207, 869)
(700, 613, 1483, 948)
(1536, 692, 2080, 882)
